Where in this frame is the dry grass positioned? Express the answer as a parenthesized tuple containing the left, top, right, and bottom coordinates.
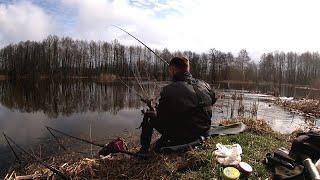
(218, 117, 274, 135)
(8, 118, 293, 180)
(275, 98, 320, 117)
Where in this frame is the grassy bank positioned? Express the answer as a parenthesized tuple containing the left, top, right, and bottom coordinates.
(9, 118, 294, 179)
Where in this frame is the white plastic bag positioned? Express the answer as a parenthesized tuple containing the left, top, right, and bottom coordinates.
(214, 143, 242, 166)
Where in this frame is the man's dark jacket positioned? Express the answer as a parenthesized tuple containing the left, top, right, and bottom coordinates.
(155, 71, 216, 141)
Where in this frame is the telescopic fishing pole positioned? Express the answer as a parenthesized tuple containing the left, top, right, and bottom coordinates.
(2, 133, 70, 180)
(112, 25, 169, 66)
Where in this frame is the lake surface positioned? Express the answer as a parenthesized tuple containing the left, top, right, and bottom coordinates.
(0, 80, 319, 175)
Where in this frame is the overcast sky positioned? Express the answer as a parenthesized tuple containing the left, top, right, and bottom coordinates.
(1, 0, 320, 60)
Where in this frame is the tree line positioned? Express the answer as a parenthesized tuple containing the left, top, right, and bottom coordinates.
(259, 52, 320, 85)
(0, 35, 320, 85)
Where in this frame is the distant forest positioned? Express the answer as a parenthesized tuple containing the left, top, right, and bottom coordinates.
(1, 35, 320, 85)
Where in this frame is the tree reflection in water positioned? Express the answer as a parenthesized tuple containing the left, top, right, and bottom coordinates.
(0, 79, 159, 118)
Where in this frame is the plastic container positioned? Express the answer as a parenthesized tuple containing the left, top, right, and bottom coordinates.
(223, 167, 240, 180)
(238, 162, 253, 176)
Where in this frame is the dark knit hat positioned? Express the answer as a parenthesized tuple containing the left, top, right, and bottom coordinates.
(169, 57, 189, 71)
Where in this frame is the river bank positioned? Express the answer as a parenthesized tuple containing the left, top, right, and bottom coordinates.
(274, 97, 320, 118)
(6, 117, 297, 179)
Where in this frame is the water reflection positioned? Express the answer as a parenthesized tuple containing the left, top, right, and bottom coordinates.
(0, 80, 145, 117)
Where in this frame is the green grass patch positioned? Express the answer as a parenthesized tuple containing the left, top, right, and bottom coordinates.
(179, 131, 290, 179)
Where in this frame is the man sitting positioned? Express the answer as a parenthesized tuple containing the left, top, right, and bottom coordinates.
(140, 56, 217, 153)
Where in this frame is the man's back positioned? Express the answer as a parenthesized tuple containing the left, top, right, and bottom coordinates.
(157, 71, 215, 141)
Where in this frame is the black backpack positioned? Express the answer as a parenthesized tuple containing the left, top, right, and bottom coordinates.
(290, 132, 320, 162)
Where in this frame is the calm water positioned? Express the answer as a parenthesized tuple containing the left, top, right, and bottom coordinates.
(0, 80, 319, 175)
(218, 81, 320, 99)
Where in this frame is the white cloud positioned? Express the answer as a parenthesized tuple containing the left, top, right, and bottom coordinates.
(0, 1, 54, 45)
(61, 0, 168, 47)
(1, 0, 320, 58)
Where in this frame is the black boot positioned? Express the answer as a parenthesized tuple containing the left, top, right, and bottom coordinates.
(140, 115, 153, 153)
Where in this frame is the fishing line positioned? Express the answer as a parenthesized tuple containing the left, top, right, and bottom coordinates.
(140, 59, 158, 99)
(131, 66, 147, 98)
(118, 77, 144, 100)
(46, 127, 67, 151)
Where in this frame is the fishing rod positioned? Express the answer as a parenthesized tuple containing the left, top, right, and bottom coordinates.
(46, 126, 105, 147)
(45, 126, 150, 158)
(46, 127, 93, 155)
(112, 25, 169, 66)
(2, 133, 69, 180)
(2, 132, 21, 163)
